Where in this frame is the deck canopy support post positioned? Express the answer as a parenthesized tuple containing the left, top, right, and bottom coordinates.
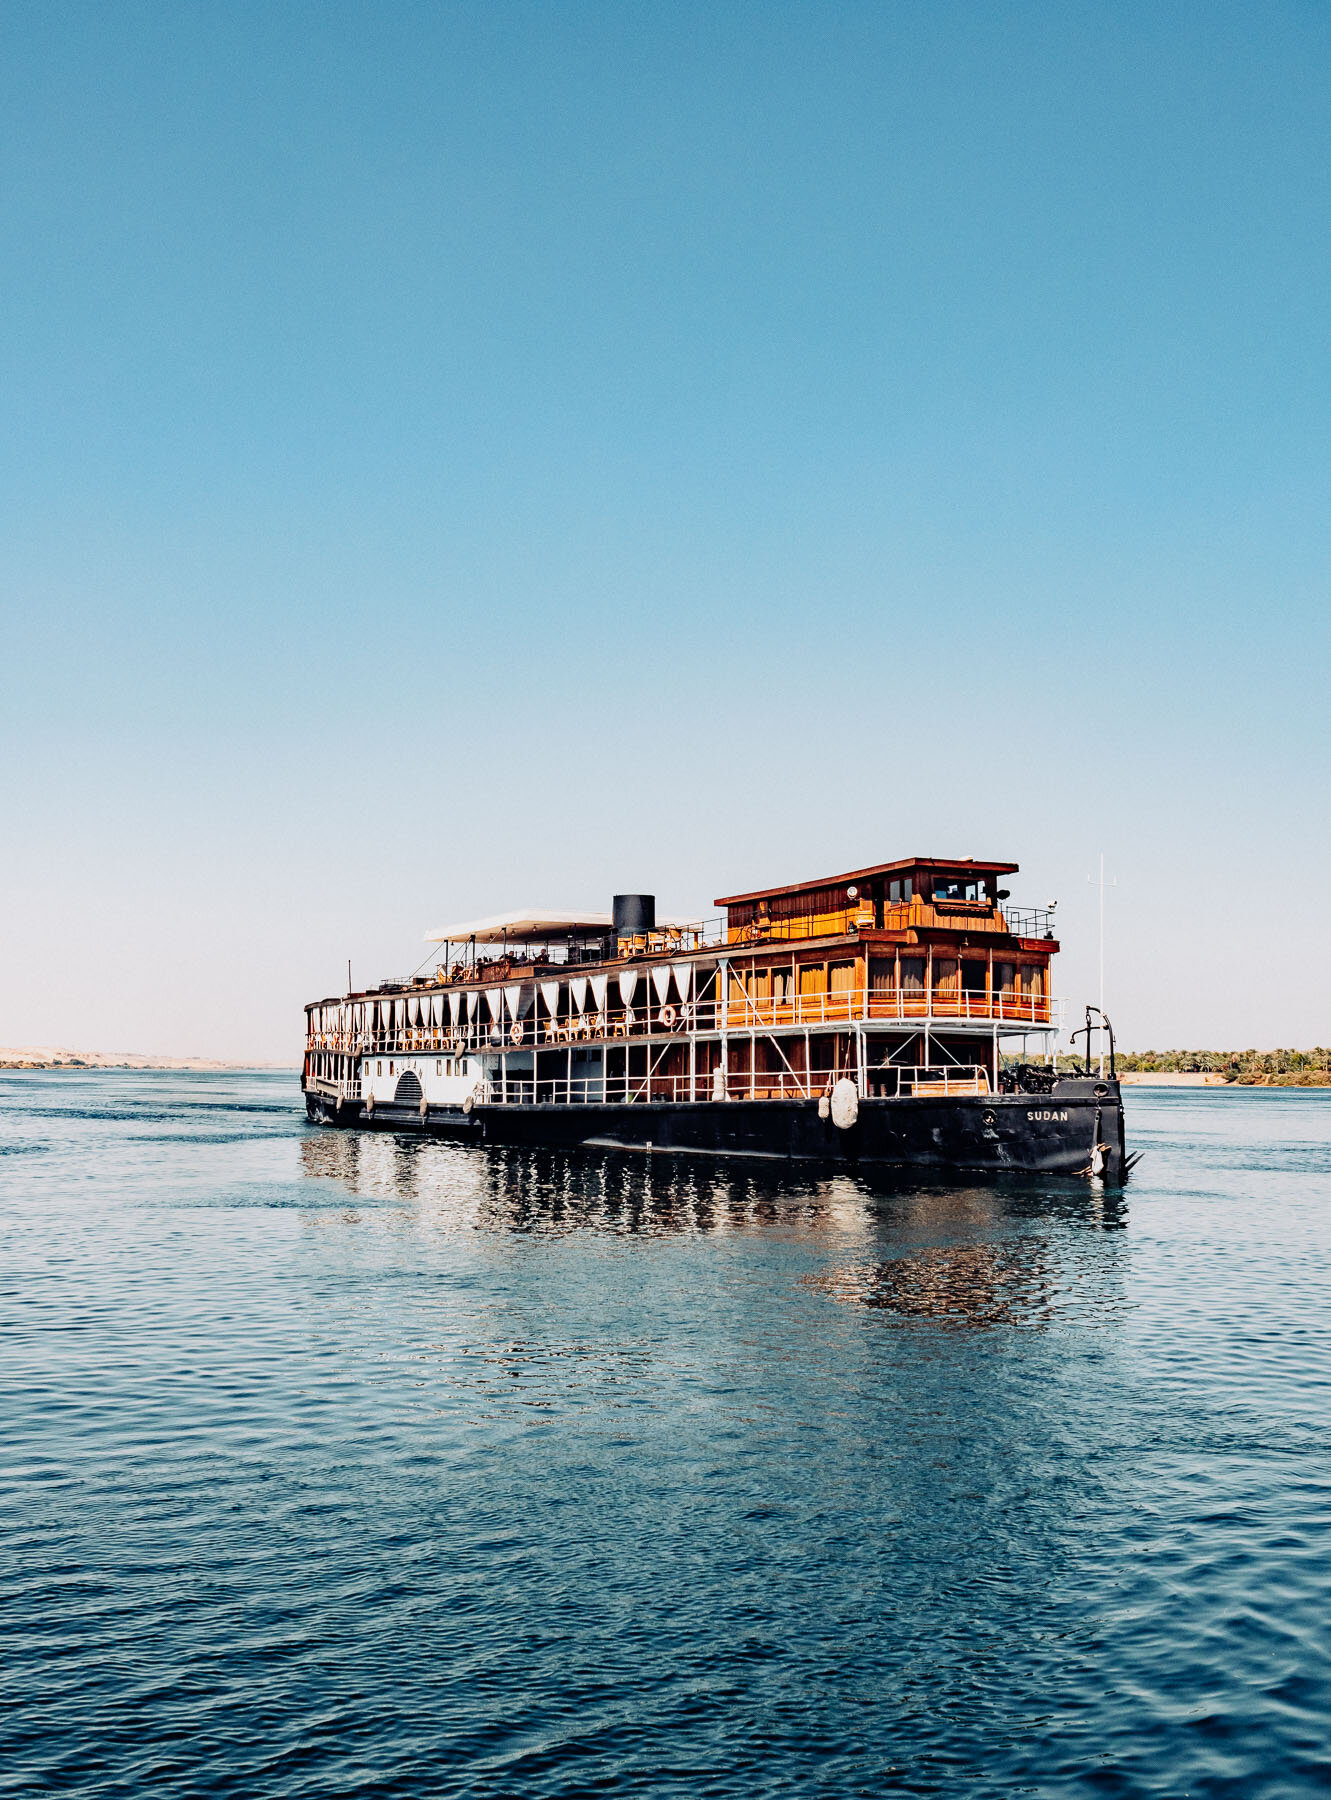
(718, 956, 729, 1097)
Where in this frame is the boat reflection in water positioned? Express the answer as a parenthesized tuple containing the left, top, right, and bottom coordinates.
(298, 1132, 1127, 1332)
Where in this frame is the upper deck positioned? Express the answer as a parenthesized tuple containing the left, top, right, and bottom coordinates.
(304, 853, 1061, 1055)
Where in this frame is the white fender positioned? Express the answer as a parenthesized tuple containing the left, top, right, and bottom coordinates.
(831, 1078, 859, 1130)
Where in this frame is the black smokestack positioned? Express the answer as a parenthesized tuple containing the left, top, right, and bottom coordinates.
(613, 894, 656, 937)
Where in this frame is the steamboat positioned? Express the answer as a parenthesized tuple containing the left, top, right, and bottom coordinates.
(303, 855, 1127, 1180)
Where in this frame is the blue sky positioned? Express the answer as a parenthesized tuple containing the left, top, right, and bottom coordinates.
(3, 1, 1329, 1059)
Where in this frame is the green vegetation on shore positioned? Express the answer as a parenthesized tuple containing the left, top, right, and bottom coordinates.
(1057, 1048, 1331, 1086)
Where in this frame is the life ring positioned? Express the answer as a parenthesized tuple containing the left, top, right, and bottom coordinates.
(419, 1095, 429, 1119)
(462, 1091, 475, 1115)
(510, 1022, 524, 1044)
(660, 1004, 677, 1028)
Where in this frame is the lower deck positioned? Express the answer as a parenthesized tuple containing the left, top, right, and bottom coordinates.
(303, 1075, 1127, 1182)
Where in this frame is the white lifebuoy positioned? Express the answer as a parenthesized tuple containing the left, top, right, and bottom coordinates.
(510, 1021, 524, 1044)
(419, 1095, 429, 1119)
(660, 1004, 677, 1028)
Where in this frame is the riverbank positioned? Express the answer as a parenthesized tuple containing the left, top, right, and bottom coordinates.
(0, 1046, 290, 1071)
(1119, 1072, 1228, 1086)
(1119, 1071, 1331, 1088)
(1113, 1048, 1331, 1087)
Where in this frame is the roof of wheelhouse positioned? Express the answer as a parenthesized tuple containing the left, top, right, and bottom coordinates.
(715, 856, 1019, 908)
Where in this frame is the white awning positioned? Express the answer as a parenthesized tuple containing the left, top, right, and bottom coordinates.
(672, 961, 693, 1002)
(651, 966, 672, 1006)
(424, 908, 612, 945)
(540, 981, 561, 1016)
(570, 976, 588, 1014)
(619, 970, 638, 1007)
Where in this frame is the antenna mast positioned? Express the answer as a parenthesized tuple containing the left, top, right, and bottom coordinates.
(1086, 854, 1116, 1076)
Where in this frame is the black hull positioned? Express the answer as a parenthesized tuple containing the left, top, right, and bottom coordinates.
(304, 1078, 1127, 1182)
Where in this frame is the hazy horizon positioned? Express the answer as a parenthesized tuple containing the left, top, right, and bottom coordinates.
(4, 2, 1328, 1062)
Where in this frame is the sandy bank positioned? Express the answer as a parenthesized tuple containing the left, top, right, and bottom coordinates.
(1, 1046, 291, 1072)
(1118, 1072, 1229, 1087)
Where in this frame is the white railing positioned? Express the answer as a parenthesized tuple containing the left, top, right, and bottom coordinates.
(307, 1072, 362, 1102)
(311, 987, 1054, 1055)
(474, 1064, 990, 1107)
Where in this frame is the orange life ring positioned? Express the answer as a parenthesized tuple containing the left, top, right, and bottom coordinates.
(660, 1004, 678, 1028)
(509, 1021, 524, 1044)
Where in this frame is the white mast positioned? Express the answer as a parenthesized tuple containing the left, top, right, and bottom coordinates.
(1087, 853, 1116, 1076)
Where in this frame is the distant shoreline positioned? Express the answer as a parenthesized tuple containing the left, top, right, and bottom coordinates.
(1, 1047, 294, 1072)
(1119, 1072, 1228, 1086)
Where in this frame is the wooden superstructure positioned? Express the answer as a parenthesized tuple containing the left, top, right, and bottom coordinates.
(304, 855, 1060, 1112)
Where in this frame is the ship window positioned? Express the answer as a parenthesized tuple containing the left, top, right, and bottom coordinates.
(436, 1061, 442, 1075)
(829, 960, 856, 994)
(772, 970, 791, 1003)
(389, 1061, 394, 1075)
(888, 880, 901, 903)
(933, 957, 960, 993)
(961, 960, 986, 993)
(377, 1061, 383, 1075)
(996, 963, 1016, 993)
(900, 957, 925, 993)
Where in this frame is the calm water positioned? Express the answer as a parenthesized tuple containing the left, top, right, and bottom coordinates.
(2, 1074, 1330, 1798)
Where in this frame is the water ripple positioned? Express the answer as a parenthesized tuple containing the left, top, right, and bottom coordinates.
(1, 1073, 1329, 1796)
